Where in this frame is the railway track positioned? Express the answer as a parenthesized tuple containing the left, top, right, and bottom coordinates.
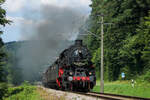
(78, 92, 150, 100)
(39, 86, 150, 100)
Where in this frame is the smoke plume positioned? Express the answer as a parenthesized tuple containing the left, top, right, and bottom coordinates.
(17, 5, 87, 82)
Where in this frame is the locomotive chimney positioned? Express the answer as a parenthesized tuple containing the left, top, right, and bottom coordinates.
(75, 40, 82, 46)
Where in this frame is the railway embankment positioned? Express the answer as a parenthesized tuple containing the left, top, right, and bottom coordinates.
(37, 85, 150, 100)
(38, 86, 102, 100)
(3, 81, 150, 100)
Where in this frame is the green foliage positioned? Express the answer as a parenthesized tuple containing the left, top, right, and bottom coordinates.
(4, 82, 43, 100)
(21, 81, 30, 86)
(0, 41, 11, 100)
(0, 0, 11, 28)
(0, 47, 8, 82)
(5, 42, 23, 85)
(142, 70, 150, 82)
(0, 1, 12, 99)
(0, 83, 7, 100)
(0, 45, 8, 100)
(92, 48, 100, 78)
(84, 0, 150, 81)
(0, 0, 11, 83)
(120, 11, 150, 78)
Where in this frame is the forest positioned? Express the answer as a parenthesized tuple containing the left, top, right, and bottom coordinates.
(82, 0, 150, 81)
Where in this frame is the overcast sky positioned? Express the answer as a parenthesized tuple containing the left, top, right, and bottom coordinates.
(1, 0, 91, 42)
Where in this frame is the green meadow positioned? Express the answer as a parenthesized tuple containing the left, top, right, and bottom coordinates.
(92, 80, 150, 98)
(4, 82, 43, 100)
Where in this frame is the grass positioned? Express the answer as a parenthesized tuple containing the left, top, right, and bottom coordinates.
(4, 82, 43, 100)
(4, 80, 150, 99)
(4, 82, 67, 100)
(92, 80, 150, 98)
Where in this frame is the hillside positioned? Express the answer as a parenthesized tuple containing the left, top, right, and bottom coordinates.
(5, 40, 73, 85)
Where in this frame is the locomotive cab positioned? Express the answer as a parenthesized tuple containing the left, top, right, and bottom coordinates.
(69, 40, 92, 67)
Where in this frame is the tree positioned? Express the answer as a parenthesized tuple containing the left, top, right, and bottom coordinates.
(0, 0, 10, 26)
(84, 0, 150, 81)
(0, 0, 11, 81)
(0, 0, 11, 99)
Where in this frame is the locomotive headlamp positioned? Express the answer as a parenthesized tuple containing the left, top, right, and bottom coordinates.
(89, 72, 92, 75)
(68, 76, 73, 81)
(90, 76, 94, 81)
(69, 72, 73, 75)
(79, 50, 82, 53)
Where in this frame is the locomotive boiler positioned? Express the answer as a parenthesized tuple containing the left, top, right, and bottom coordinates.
(42, 40, 96, 92)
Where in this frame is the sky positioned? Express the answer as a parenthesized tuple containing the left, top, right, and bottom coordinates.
(1, 0, 92, 43)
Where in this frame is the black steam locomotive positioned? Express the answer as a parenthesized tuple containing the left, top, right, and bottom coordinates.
(42, 40, 96, 92)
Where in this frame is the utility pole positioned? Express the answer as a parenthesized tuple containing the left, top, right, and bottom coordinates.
(80, 14, 113, 93)
(80, 15, 104, 93)
(100, 15, 104, 93)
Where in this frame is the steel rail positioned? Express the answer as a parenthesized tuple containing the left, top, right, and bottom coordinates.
(86, 92, 150, 100)
(39, 85, 150, 100)
(67, 91, 150, 100)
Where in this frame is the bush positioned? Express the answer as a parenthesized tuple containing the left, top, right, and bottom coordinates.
(142, 70, 150, 82)
(0, 83, 8, 100)
(4, 82, 42, 100)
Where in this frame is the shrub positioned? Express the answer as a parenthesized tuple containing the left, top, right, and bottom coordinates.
(4, 82, 42, 100)
(142, 70, 150, 82)
(0, 83, 8, 100)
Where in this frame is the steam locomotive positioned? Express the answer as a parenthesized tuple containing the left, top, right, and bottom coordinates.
(42, 40, 96, 92)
